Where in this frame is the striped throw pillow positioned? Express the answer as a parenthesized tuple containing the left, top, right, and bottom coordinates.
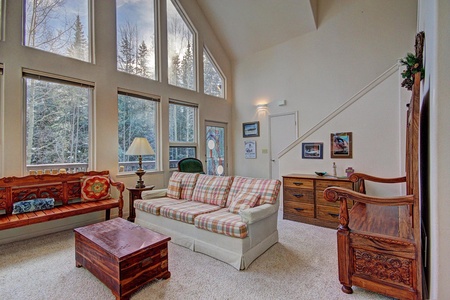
(167, 178, 182, 199)
(191, 174, 234, 207)
(228, 192, 260, 214)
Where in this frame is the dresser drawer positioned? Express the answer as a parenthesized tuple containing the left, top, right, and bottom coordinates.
(284, 187, 314, 204)
(284, 201, 314, 218)
(316, 205, 340, 223)
(315, 180, 353, 192)
(316, 192, 354, 208)
(316, 180, 354, 207)
(283, 177, 314, 189)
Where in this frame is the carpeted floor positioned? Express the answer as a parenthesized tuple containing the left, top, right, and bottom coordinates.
(0, 214, 393, 300)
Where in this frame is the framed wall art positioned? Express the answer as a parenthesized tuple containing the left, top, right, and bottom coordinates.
(330, 132, 352, 158)
(244, 140, 257, 159)
(302, 142, 323, 159)
(242, 121, 260, 138)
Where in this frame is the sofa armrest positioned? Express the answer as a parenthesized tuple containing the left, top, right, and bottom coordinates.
(239, 203, 278, 224)
(141, 188, 168, 200)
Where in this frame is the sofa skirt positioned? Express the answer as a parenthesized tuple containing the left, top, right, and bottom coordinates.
(135, 209, 278, 270)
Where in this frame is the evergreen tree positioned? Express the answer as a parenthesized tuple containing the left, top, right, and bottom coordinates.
(136, 41, 149, 78)
(68, 15, 88, 61)
(181, 42, 194, 89)
(118, 22, 137, 74)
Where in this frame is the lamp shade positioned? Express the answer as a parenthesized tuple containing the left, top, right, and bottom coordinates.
(125, 137, 155, 156)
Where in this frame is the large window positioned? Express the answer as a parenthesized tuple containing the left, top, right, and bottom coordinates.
(203, 48, 225, 98)
(118, 92, 159, 172)
(169, 101, 197, 168)
(116, 0, 157, 80)
(23, 0, 91, 62)
(167, 0, 196, 91)
(24, 73, 92, 173)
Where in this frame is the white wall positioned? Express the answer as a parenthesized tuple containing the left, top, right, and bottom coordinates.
(418, 0, 450, 298)
(232, 0, 417, 181)
(279, 70, 408, 196)
(0, 0, 232, 243)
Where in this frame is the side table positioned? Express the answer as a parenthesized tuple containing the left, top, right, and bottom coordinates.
(127, 185, 155, 222)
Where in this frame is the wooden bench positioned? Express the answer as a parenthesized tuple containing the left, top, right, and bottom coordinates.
(0, 171, 124, 230)
(323, 39, 424, 299)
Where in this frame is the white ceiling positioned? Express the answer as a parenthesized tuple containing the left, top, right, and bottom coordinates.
(195, 0, 318, 61)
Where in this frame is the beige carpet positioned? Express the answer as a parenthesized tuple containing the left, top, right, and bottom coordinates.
(0, 215, 392, 300)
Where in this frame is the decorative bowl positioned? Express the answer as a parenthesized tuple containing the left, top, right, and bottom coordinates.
(315, 171, 327, 176)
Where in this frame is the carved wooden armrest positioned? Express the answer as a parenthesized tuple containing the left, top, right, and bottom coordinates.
(323, 187, 414, 230)
(349, 172, 406, 184)
(108, 177, 125, 217)
(349, 173, 406, 194)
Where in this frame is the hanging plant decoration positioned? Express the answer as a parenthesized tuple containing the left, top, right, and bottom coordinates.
(400, 52, 424, 91)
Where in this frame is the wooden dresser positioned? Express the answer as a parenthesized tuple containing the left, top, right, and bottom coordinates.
(282, 174, 355, 228)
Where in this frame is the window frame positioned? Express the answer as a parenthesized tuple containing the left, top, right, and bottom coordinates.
(168, 99, 198, 169)
(203, 46, 226, 99)
(22, 70, 94, 174)
(117, 89, 160, 173)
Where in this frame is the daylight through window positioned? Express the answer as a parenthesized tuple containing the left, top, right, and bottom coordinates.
(203, 49, 225, 98)
(169, 101, 197, 168)
(24, 74, 92, 173)
(167, 0, 196, 91)
(118, 92, 159, 172)
(116, 0, 157, 80)
(24, 0, 91, 62)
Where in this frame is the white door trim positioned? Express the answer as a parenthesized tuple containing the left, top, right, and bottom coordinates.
(268, 111, 298, 179)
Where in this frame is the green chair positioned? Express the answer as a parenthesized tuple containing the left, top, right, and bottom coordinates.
(177, 158, 205, 174)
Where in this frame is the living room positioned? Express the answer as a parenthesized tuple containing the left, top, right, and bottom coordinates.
(0, 0, 449, 299)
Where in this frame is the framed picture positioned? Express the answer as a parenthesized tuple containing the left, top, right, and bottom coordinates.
(242, 121, 260, 138)
(302, 142, 323, 159)
(244, 140, 257, 159)
(331, 132, 353, 158)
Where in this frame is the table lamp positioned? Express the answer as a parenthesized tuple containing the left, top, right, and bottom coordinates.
(126, 137, 155, 188)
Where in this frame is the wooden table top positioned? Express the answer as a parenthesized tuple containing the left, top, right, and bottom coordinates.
(74, 218, 170, 260)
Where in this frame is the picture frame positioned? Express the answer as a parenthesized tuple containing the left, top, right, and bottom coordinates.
(244, 140, 257, 159)
(331, 132, 353, 158)
(302, 142, 323, 159)
(242, 121, 260, 138)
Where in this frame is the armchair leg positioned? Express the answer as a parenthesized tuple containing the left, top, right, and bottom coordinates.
(106, 209, 111, 220)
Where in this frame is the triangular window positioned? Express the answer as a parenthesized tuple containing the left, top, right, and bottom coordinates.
(203, 48, 225, 98)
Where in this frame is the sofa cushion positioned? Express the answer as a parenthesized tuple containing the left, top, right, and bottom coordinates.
(134, 197, 188, 215)
(170, 172, 200, 200)
(226, 176, 281, 206)
(228, 192, 260, 214)
(160, 201, 221, 224)
(81, 175, 111, 201)
(191, 174, 233, 207)
(194, 208, 248, 238)
(167, 177, 182, 199)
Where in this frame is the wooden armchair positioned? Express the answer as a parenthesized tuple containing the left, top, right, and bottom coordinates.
(324, 72, 423, 300)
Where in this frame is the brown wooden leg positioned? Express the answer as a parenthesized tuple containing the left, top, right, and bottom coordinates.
(105, 209, 111, 220)
(342, 285, 353, 294)
(76, 263, 82, 268)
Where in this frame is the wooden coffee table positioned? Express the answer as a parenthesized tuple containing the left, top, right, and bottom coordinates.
(74, 218, 171, 300)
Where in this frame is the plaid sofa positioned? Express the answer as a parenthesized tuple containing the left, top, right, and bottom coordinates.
(134, 172, 281, 270)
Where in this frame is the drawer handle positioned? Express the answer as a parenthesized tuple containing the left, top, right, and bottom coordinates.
(293, 193, 304, 198)
(293, 182, 303, 186)
(141, 257, 153, 268)
(328, 213, 339, 218)
(294, 208, 305, 212)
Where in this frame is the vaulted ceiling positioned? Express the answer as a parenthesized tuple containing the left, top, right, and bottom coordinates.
(195, 0, 318, 61)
